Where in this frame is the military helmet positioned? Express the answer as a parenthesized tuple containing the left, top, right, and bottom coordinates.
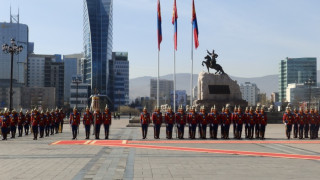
(105, 104, 109, 110)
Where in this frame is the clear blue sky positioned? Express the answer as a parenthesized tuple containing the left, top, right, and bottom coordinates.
(1, 0, 320, 79)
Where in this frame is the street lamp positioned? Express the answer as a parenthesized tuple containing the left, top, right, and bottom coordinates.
(304, 77, 315, 110)
(2, 39, 23, 111)
(72, 75, 82, 109)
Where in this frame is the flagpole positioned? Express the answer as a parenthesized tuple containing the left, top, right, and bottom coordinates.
(174, 50, 176, 113)
(157, 50, 160, 107)
(191, 20, 194, 107)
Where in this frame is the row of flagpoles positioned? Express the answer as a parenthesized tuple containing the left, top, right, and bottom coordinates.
(157, 0, 199, 111)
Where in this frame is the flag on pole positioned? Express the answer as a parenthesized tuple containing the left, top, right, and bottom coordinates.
(172, 0, 178, 51)
(157, 0, 162, 50)
(192, 0, 199, 49)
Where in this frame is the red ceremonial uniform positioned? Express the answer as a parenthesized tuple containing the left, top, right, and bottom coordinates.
(10, 114, 18, 126)
(199, 113, 210, 125)
(83, 112, 93, 125)
(176, 112, 186, 125)
(259, 113, 267, 125)
(70, 113, 80, 125)
(188, 112, 199, 125)
(103, 112, 112, 125)
(32, 113, 40, 126)
(140, 112, 151, 125)
(152, 112, 162, 125)
(94, 112, 102, 125)
(18, 114, 25, 126)
(165, 112, 175, 125)
(283, 113, 293, 125)
(222, 112, 232, 125)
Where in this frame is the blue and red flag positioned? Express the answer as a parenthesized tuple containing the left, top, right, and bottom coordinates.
(172, 0, 178, 51)
(192, 0, 199, 49)
(157, 0, 162, 51)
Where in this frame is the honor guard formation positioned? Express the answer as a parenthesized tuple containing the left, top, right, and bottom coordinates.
(140, 104, 319, 140)
(0, 104, 112, 141)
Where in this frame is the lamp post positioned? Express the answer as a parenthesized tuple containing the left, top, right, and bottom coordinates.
(304, 77, 315, 110)
(2, 39, 23, 111)
(72, 75, 82, 109)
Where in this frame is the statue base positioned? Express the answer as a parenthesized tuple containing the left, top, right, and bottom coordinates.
(193, 72, 247, 112)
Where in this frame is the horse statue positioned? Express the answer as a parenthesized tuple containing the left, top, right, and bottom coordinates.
(202, 55, 225, 74)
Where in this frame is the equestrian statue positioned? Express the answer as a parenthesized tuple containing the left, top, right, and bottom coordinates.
(202, 49, 225, 74)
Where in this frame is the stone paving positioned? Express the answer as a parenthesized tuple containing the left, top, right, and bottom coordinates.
(0, 116, 319, 180)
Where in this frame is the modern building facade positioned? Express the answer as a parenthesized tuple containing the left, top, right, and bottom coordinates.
(0, 22, 29, 84)
(286, 83, 320, 106)
(150, 79, 174, 105)
(271, 92, 279, 103)
(63, 55, 78, 103)
(21, 87, 56, 110)
(70, 76, 90, 111)
(83, 0, 113, 96)
(240, 82, 260, 106)
(108, 52, 129, 111)
(27, 54, 64, 108)
(279, 57, 317, 102)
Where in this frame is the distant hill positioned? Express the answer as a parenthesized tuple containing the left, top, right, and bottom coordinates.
(129, 70, 320, 100)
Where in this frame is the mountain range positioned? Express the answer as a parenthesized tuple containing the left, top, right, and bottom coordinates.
(129, 71, 320, 100)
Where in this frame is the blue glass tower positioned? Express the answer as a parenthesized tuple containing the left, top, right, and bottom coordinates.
(83, 0, 113, 95)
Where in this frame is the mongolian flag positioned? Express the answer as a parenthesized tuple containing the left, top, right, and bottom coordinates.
(172, 0, 178, 51)
(157, 0, 162, 50)
(192, 0, 199, 49)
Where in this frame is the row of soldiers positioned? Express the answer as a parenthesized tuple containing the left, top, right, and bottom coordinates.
(0, 105, 113, 141)
(70, 105, 112, 140)
(283, 107, 320, 139)
(0, 108, 65, 140)
(140, 105, 268, 140)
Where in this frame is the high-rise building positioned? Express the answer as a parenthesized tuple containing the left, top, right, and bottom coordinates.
(271, 92, 279, 103)
(150, 79, 174, 104)
(240, 82, 260, 106)
(279, 57, 317, 102)
(0, 21, 29, 84)
(63, 54, 82, 103)
(70, 75, 90, 110)
(108, 52, 129, 111)
(286, 83, 320, 106)
(83, 0, 113, 96)
(27, 54, 64, 108)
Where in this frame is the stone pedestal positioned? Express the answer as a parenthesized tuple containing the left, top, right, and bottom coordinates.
(194, 72, 247, 111)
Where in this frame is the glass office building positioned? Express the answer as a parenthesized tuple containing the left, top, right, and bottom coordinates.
(83, 0, 113, 96)
(279, 57, 317, 102)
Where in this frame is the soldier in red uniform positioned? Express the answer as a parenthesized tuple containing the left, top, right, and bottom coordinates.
(10, 110, 18, 138)
(188, 106, 198, 139)
(24, 110, 31, 135)
(103, 105, 112, 139)
(198, 106, 209, 139)
(254, 107, 260, 139)
(50, 110, 55, 135)
(304, 108, 310, 138)
(293, 108, 299, 138)
(70, 107, 80, 140)
(220, 107, 225, 138)
(59, 109, 65, 133)
(283, 107, 294, 139)
(165, 106, 175, 139)
(248, 107, 256, 139)
(17, 110, 25, 137)
(315, 108, 319, 139)
(31, 108, 40, 140)
(297, 107, 305, 139)
(1, 110, 9, 140)
(152, 106, 162, 139)
(83, 107, 93, 139)
(45, 110, 51, 137)
(140, 107, 150, 139)
(259, 107, 267, 140)
(244, 107, 250, 139)
(232, 106, 237, 138)
(233, 106, 244, 139)
(94, 109, 102, 139)
(39, 111, 46, 138)
(176, 105, 186, 139)
(309, 107, 317, 139)
(208, 105, 219, 139)
(54, 108, 60, 134)
(221, 105, 232, 139)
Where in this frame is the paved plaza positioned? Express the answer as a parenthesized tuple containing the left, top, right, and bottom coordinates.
(0, 116, 320, 180)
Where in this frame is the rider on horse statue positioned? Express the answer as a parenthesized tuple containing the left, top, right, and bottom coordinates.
(207, 49, 218, 67)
